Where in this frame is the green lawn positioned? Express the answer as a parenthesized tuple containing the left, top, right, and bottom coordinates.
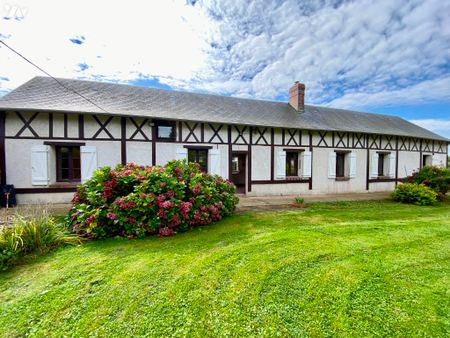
(1, 200, 449, 337)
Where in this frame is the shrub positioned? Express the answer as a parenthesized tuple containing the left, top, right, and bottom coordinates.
(391, 183, 437, 206)
(65, 160, 239, 239)
(406, 166, 450, 196)
(294, 197, 305, 205)
(0, 214, 82, 270)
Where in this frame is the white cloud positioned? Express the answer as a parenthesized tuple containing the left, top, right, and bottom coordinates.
(0, 0, 211, 92)
(327, 76, 450, 109)
(0, 0, 450, 114)
(409, 119, 450, 140)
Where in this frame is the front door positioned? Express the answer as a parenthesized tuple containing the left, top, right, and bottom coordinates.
(231, 152, 246, 194)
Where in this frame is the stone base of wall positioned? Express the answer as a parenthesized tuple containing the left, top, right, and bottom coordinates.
(16, 192, 74, 205)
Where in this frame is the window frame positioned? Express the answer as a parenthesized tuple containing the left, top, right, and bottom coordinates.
(231, 156, 239, 174)
(285, 151, 299, 177)
(335, 152, 346, 178)
(187, 148, 208, 172)
(56, 145, 81, 182)
(378, 153, 386, 177)
(422, 154, 432, 167)
(155, 120, 176, 141)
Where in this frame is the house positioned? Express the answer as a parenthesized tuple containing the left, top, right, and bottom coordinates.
(0, 76, 448, 204)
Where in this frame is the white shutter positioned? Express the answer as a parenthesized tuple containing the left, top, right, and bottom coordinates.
(302, 151, 312, 178)
(175, 148, 188, 161)
(371, 152, 379, 178)
(328, 152, 336, 179)
(349, 152, 357, 178)
(81, 146, 97, 183)
(31, 145, 49, 186)
(388, 153, 396, 177)
(209, 149, 221, 176)
(276, 150, 286, 179)
(432, 155, 441, 167)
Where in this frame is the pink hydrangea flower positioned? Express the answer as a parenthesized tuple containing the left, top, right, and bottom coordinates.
(160, 201, 173, 209)
(169, 215, 181, 227)
(159, 227, 175, 236)
(86, 215, 95, 225)
(192, 184, 201, 195)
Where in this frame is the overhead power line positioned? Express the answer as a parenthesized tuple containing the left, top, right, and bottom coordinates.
(0, 39, 110, 114)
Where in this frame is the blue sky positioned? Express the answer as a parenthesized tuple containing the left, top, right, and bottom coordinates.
(0, 0, 449, 141)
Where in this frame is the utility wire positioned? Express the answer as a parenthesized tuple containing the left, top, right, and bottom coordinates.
(0, 39, 110, 114)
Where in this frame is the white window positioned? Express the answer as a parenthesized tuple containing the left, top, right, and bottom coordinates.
(278, 150, 311, 179)
(329, 151, 356, 179)
(371, 152, 395, 178)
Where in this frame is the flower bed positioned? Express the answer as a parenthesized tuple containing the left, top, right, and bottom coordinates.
(66, 161, 239, 239)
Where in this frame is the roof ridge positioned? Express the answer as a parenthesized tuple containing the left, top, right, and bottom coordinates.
(33, 76, 289, 106)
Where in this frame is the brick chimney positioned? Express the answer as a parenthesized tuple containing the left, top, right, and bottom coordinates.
(289, 81, 305, 112)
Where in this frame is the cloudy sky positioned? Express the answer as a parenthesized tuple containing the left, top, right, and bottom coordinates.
(0, 0, 449, 140)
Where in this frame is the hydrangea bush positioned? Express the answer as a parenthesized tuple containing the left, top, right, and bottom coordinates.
(405, 165, 450, 200)
(65, 160, 239, 239)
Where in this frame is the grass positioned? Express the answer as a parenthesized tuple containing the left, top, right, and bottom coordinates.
(0, 200, 449, 337)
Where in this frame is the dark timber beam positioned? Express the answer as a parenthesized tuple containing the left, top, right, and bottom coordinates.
(248, 126, 252, 192)
(366, 134, 370, 191)
(151, 123, 156, 166)
(121, 117, 127, 165)
(270, 128, 274, 181)
(309, 131, 313, 190)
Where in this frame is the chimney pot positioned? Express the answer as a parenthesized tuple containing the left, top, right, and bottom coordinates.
(289, 81, 305, 112)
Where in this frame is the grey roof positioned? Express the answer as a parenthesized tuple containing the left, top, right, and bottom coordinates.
(0, 76, 448, 142)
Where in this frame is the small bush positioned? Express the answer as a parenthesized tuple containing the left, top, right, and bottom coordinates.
(406, 166, 450, 195)
(0, 214, 82, 270)
(65, 160, 239, 239)
(294, 197, 305, 205)
(391, 183, 437, 206)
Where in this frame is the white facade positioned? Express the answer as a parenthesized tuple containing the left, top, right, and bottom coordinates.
(0, 110, 448, 203)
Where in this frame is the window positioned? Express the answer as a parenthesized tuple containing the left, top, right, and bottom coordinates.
(378, 153, 386, 177)
(336, 152, 345, 178)
(286, 152, 299, 177)
(371, 152, 394, 179)
(232, 156, 239, 174)
(56, 146, 81, 182)
(155, 120, 176, 141)
(330, 151, 356, 179)
(188, 148, 208, 172)
(422, 154, 432, 167)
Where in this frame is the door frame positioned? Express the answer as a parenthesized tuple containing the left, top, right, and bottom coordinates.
(230, 151, 248, 194)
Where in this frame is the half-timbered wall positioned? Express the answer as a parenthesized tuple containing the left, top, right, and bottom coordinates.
(1, 110, 448, 202)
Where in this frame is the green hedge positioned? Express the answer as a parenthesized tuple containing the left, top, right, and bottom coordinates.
(391, 183, 437, 206)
